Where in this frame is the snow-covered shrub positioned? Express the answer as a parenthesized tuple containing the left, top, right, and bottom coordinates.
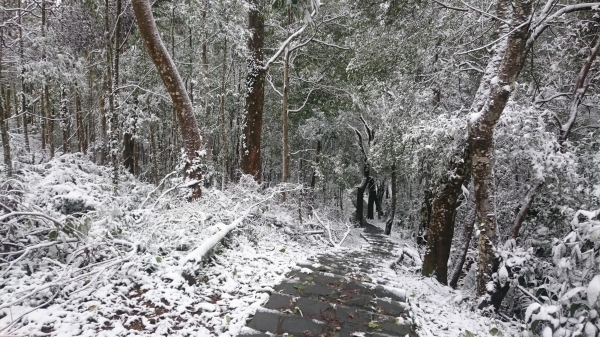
(504, 209, 600, 336)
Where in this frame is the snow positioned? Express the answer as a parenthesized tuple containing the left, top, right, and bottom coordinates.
(588, 275, 600, 306)
(0, 153, 337, 336)
(367, 220, 520, 337)
(0, 152, 523, 337)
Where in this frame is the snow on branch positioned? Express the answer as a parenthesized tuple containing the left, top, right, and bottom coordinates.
(181, 190, 283, 267)
(527, 2, 600, 51)
(264, 9, 317, 70)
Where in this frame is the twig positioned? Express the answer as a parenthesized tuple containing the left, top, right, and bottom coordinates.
(139, 171, 178, 209)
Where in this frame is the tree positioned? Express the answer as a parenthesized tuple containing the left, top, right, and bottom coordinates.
(240, 0, 266, 181)
(131, 0, 203, 199)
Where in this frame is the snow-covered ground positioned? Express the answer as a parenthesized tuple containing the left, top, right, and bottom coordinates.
(0, 153, 344, 336)
(369, 220, 522, 337)
(1, 149, 522, 336)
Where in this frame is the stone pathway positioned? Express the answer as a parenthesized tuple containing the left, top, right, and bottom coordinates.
(239, 223, 417, 337)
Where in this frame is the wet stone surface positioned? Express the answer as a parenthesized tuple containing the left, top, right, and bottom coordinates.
(239, 223, 417, 337)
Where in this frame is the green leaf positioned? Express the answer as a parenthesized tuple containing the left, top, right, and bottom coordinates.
(293, 284, 306, 292)
(233, 267, 238, 276)
(279, 248, 286, 253)
(489, 327, 502, 336)
(368, 321, 379, 329)
(156, 256, 162, 263)
(225, 315, 231, 324)
(460, 331, 474, 337)
(49, 230, 58, 241)
(305, 276, 314, 282)
(83, 280, 90, 286)
(530, 321, 539, 332)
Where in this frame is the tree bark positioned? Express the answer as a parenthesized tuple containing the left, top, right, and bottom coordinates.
(18, 0, 29, 153)
(132, 0, 203, 199)
(220, 37, 228, 190)
(60, 86, 70, 153)
(45, 86, 54, 158)
(469, 0, 531, 303)
(367, 177, 376, 220)
(449, 204, 476, 289)
(385, 161, 397, 235)
(241, 0, 266, 181)
(75, 90, 85, 154)
(0, 37, 11, 177)
(422, 143, 471, 285)
(149, 119, 159, 185)
(417, 189, 433, 246)
(510, 181, 543, 239)
(310, 139, 321, 211)
(281, 46, 291, 192)
(559, 34, 600, 146)
(201, 0, 212, 167)
(40, 0, 46, 151)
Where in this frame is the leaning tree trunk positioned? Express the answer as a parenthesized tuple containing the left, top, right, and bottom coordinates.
(132, 0, 203, 199)
(422, 143, 471, 285)
(449, 201, 476, 289)
(241, 0, 266, 181)
(469, 0, 531, 306)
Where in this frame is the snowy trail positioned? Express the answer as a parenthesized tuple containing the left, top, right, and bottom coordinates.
(239, 223, 417, 336)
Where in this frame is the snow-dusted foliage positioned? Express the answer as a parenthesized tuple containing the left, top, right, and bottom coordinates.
(491, 209, 600, 336)
(0, 154, 342, 336)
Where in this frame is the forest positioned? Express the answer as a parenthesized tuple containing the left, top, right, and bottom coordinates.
(1, 0, 600, 336)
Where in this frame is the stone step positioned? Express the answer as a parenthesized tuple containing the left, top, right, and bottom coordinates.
(274, 281, 409, 317)
(246, 308, 325, 336)
(264, 292, 413, 335)
(286, 269, 408, 303)
(247, 300, 413, 337)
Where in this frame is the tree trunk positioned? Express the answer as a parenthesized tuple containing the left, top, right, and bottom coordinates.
(0, 37, 11, 176)
(60, 87, 70, 153)
(309, 139, 321, 211)
(417, 189, 433, 246)
(98, 75, 107, 165)
(559, 35, 600, 146)
(132, 0, 203, 199)
(40, 0, 46, 151)
(355, 165, 369, 226)
(201, 0, 212, 167)
(281, 46, 290, 190)
(241, 0, 266, 181)
(75, 90, 85, 153)
(105, 0, 118, 189)
(385, 161, 397, 235)
(18, 0, 29, 153)
(45, 86, 54, 158)
(510, 181, 543, 239)
(469, 0, 531, 304)
(422, 143, 471, 285)
(449, 204, 476, 289)
(220, 37, 228, 190)
(150, 119, 159, 185)
(367, 177, 376, 220)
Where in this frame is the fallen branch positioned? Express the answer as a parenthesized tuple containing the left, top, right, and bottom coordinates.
(139, 171, 178, 209)
(313, 211, 351, 248)
(181, 190, 281, 267)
